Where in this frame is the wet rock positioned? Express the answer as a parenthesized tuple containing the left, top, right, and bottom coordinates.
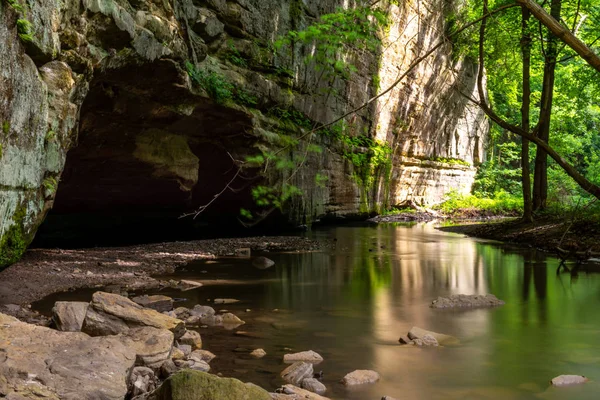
(431, 294, 505, 309)
(550, 375, 589, 386)
(407, 326, 458, 346)
(82, 292, 185, 339)
(272, 384, 331, 400)
(250, 348, 267, 358)
(222, 312, 245, 327)
(301, 378, 327, 395)
(189, 349, 216, 363)
(398, 335, 412, 345)
(178, 280, 203, 291)
(190, 305, 216, 317)
(413, 334, 438, 347)
(284, 350, 324, 364)
(131, 295, 174, 312)
(185, 315, 201, 327)
(201, 314, 224, 326)
(148, 370, 271, 400)
(178, 329, 202, 350)
(214, 298, 240, 304)
(253, 256, 275, 269)
(281, 362, 314, 385)
(0, 312, 136, 400)
(126, 327, 174, 369)
(174, 359, 194, 369)
(341, 370, 380, 385)
(52, 301, 88, 332)
(129, 366, 157, 397)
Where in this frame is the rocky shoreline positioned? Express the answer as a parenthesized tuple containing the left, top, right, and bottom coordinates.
(0, 236, 328, 322)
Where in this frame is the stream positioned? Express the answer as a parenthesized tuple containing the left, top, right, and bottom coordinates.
(34, 223, 600, 399)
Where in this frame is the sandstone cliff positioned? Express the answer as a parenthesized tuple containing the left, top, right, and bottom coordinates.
(0, 0, 487, 266)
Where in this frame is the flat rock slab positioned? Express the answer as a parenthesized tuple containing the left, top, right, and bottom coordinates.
(283, 350, 323, 364)
(341, 370, 380, 386)
(431, 294, 505, 309)
(0, 312, 136, 400)
(131, 295, 174, 312)
(149, 370, 271, 400)
(82, 292, 185, 338)
(214, 298, 240, 304)
(281, 362, 314, 385)
(551, 375, 589, 386)
(272, 384, 331, 399)
(52, 301, 88, 332)
(408, 326, 459, 346)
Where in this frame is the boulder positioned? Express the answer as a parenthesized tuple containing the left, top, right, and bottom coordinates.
(131, 295, 174, 312)
(129, 366, 158, 397)
(301, 378, 327, 395)
(283, 350, 323, 364)
(0, 312, 136, 400)
(407, 327, 459, 346)
(126, 327, 174, 369)
(52, 301, 89, 332)
(252, 256, 275, 269)
(250, 348, 267, 358)
(176, 344, 192, 356)
(413, 334, 438, 347)
(431, 294, 505, 309)
(190, 359, 211, 372)
(148, 370, 271, 400)
(191, 8, 225, 42)
(179, 329, 202, 350)
(550, 375, 589, 386)
(82, 292, 185, 338)
(185, 315, 201, 327)
(161, 359, 179, 378)
(341, 370, 380, 385)
(174, 307, 191, 319)
(398, 335, 412, 345)
(281, 362, 314, 385)
(171, 347, 185, 360)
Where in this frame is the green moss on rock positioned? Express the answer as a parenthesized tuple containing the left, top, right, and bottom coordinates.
(0, 206, 28, 269)
(150, 371, 271, 400)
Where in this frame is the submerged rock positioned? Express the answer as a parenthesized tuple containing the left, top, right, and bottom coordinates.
(341, 370, 380, 386)
(148, 370, 271, 400)
(407, 326, 459, 346)
(550, 375, 589, 386)
(431, 294, 505, 309)
(52, 301, 88, 332)
(283, 350, 324, 364)
(250, 348, 267, 358)
(253, 256, 275, 269)
(82, 292, 185, 338)
(131, 295, 174, 312)
(214, 298, 240, 304)
(281, 362, 314, 385)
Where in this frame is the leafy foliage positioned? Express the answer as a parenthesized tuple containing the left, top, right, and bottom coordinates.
(185, 62, 258, 107)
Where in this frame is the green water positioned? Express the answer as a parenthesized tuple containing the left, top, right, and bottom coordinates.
(35, 223, 600, 399)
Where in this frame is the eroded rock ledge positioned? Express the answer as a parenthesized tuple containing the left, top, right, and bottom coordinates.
(0, 0, 487, 266)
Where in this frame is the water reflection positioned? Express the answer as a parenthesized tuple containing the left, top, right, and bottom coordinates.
(33, 223, 600, 399)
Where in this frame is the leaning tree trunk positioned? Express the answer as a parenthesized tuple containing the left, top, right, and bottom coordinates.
(521, 6, 533, 222)
(515, 0, 600, 73)
(533, 0, 561, 211)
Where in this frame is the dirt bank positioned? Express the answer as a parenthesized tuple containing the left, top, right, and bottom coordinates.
(438, 217, 600, 256)
(0, 237, 327, 313)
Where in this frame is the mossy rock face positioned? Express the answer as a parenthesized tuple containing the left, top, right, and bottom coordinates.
(150, 370, 271, 400)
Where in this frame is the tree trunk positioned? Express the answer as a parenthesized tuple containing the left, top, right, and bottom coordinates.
(515, 0, 600, 73)
(521, 6, 533, 222)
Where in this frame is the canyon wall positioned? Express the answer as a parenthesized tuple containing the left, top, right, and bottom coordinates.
(0, 0, 487, 265)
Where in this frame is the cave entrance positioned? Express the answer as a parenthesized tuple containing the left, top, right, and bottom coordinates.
(33, 60, 267, 248)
